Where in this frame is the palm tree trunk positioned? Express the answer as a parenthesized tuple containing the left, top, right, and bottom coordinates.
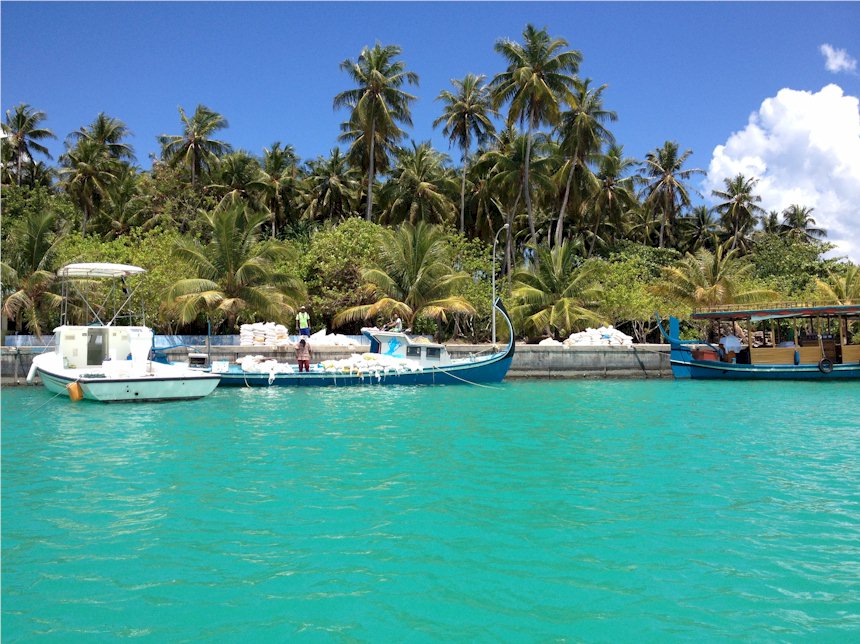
(658, 207, 666, 248)
(271, 202, 276, 238)
(524, 116, 536, 244)
(460, 151, 467, 234)
(590, 192, 616, 257)
(555, 160, 576, 247)
(16, 150, 23, 186)
(191, 147, 198, 188)
(366, 119, 376, 221)
(588, 209, 602, 258)
(505, 190, 523, 284)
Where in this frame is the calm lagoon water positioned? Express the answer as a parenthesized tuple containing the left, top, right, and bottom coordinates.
(2, 380, 859, 641)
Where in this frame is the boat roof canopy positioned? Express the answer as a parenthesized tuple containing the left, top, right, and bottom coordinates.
(692, 303, 860, 321)
(57, 263, 146, 278)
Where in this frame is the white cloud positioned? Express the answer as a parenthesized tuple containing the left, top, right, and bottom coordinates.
(706, 84, 860, 262)
(820, 44, 857, 74)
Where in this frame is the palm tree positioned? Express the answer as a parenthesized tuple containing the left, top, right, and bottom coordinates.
(158, 104, 231, 187)
(337, 107, 400, 202)
(511, 240, 603, 338)
(207, 151, 267, 213)
(1, 210, 63, 336)
(434, 73, 497, 232)
(58, 138, 121, 235)
(554, 79, 616, 247)
(477, 128, 554, 279)
(2, 103, 56, 186)
(491, 24, 582, 245)
(69, 112, 135, 161)
(624, 202, 659, 246)
(640, 141, 703, 248)
(303, 148, 361, 222)
(761, 210, 782, 234)
(332, 221, 474, 331)
(165, 204, 305, 332)
(102, 166, 148, 239)
(6, 159, 55, 189)
(653, 247, 777, 310)
(712, 173, 764, 252)
(780, 204, 827, 242)
(587, 144, 635, 255)
(259, 142, 300, 237)
(378, 141, 457, 226)
(815, 265, 860, 344)
(465, 162, 505, 241)
(815, 265, 859, 304)
(679, 205, 719, 253)
(334, 42, 418, 221)
(1, 140, 15, 185)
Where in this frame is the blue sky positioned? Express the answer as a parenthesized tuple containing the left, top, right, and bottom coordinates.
(3, 2, 859, 257)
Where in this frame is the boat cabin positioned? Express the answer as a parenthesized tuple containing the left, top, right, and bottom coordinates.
(54, 325, 153, 369)
(691, 304, 860, 366)
(361, 328, 454, 368)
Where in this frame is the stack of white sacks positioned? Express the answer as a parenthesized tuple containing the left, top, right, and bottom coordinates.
(318, 353, 422, 377)
(565, 325, 633, 346)
(309, 328, 363, 347)
(239, 322, 291, 347)
(537, 325, 634, 347)
(236, 355, 295, 373)
(235, 352, 421, 378)
(238, 324, 363, 348)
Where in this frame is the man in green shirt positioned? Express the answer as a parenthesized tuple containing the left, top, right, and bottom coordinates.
(296, 306, 311, 336)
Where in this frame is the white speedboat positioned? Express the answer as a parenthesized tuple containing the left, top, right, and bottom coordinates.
(28, 263, 220, 402)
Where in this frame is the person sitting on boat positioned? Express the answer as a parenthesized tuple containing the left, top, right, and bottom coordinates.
(384, 316, 403, 332)
(295, 338, 313, 373)
(296, 306, 311, 337)
(719, 333, 742, 361)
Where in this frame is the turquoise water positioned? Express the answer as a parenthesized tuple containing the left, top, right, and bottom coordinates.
(2, 380, 859, 641)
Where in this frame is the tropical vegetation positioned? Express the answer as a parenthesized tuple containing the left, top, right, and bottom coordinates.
(2, 24, 853, 343)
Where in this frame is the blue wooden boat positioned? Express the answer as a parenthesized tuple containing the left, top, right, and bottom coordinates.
(658, 304, 860, 380)
(213, 299, 515, 387)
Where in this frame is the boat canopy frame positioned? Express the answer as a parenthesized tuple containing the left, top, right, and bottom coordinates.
(58, 263, 148, 327)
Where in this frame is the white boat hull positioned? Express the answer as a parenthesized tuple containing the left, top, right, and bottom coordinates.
(33, 353, 220, 403)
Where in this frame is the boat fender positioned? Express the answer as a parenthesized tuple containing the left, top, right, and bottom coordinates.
(66, 381, 84, 402)
(818, 358, 834, 374)
(27, 362, 38, 383)
(794, 350, 800, 366)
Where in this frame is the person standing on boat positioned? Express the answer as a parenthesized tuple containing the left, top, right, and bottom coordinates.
(296, 306, 311, 336)
(295, 338, 313, 372)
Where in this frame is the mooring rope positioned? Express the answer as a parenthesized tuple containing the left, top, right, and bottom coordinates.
(24, 379, 78, 417)
(432, 366, 499, 389)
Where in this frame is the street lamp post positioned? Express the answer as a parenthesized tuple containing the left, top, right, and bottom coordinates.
(492, 223, 509, 346)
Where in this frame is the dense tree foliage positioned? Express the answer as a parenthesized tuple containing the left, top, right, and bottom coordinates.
(332, 221, 475, 337)
(2, 23, 853, 342)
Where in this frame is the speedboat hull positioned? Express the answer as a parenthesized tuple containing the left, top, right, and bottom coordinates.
(33, 355, 220, 403)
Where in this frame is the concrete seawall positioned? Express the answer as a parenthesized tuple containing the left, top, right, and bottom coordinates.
(2, 343, 671, 386)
